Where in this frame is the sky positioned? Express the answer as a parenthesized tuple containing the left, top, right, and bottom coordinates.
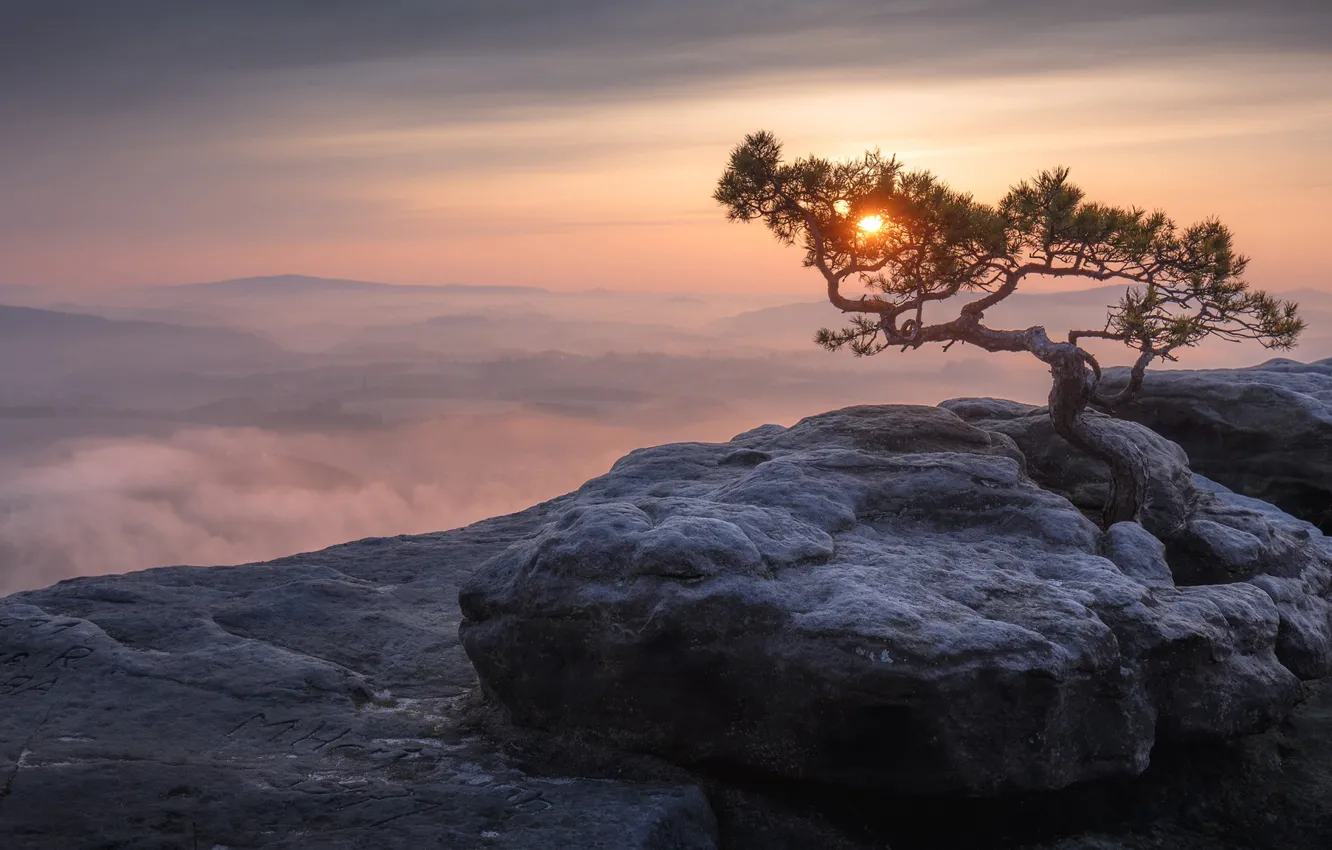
(3, 1, 1331, 295)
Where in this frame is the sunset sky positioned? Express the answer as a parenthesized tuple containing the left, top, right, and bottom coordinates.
(3, 1, 1330, 295)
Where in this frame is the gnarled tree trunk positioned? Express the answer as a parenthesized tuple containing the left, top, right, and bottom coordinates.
(871, 307, 1154, 527)
(1041, 344, 1149, 526)
(950, 323, 1152, 527)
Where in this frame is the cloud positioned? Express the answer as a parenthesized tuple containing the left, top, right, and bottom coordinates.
(5, 1, 1328, 116)
(0, 302, 1314, 598)
(4, 2, 1329, 290)
(0, 410, 767, 596)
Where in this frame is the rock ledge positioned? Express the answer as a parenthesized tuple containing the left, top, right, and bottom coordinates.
(461, 405, 1332, 795)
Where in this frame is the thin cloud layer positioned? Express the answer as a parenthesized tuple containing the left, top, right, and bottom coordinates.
(3, 2, 1329, 290)
(0, 412, 755, 595)
(6, 2, 1329, 98)
(0, 278, 1321, 595)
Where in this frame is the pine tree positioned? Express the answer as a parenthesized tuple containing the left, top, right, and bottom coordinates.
(716, 131, 1304, 525)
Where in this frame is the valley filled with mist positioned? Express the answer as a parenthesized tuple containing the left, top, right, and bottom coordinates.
(2, 274, 1329, 594)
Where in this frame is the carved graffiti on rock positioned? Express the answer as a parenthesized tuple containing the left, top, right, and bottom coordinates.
(0, 646, 96, 697)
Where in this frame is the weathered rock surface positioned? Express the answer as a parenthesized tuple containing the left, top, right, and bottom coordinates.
(1098, 358, 1332, 532)
(6, 395, 1332, 849)
(0, 511, 718, 849)
(943, 397, 1332, 679)
(938, 398, 1198, 540)
(460, 405, 1332, 796)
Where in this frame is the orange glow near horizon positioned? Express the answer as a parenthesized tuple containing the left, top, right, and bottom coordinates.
(2, 53, 1330, 297)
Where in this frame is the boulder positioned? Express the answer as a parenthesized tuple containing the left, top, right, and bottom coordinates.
(6, 399, 1332, 849)
(943, 398, 1332, 679)
(0, 512, 718, 850)
(460, 405, 1332, 796)
(1097, 358, 1332, 532)
(937, 398, 1197, 539)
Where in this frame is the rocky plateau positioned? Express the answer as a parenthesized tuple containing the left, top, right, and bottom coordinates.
(3, 360, 1332, 849)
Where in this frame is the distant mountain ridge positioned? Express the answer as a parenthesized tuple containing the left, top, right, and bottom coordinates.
(0, 303, 288, 378)
(160, 274, 548, 296)
(0, 303, 275, 344)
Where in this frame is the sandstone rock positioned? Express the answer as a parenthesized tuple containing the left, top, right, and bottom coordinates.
(1098, 523, 1173, 589)
(937, 397, 1198, 539)
(1098, 358, 1332, 532)
(460, 405, 1331, 795)
(0, 513, 718, 849)
(5, 398, 1332, 848)
(943, 398, 1332, 679)
(1191, 476, 1332, 680)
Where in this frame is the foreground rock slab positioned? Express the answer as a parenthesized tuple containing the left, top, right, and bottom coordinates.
(461, 405, 1332, 795)
(1099, 358, 1332, 532)
(0, 515, 717, 849)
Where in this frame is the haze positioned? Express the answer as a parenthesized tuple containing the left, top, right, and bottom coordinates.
(1, 2, 1329, 593)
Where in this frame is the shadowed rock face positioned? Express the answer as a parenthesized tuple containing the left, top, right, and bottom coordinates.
(943, 398, 1332, 680)
(0, 515, 718, 850)
(938, 398, 1199, 540)
(1, 402, 1330, 848)
(1097, 358, 1332, 533)
(460, 405, 1332, 796)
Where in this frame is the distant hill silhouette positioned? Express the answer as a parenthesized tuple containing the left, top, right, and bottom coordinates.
(709, 300, 826, 339)
(161, 274, 547, 296)
(0, 304, 288, 377)
(0, 303, 275, 342)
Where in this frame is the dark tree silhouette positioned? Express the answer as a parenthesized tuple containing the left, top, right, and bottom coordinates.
(716, 131, 1304, 526)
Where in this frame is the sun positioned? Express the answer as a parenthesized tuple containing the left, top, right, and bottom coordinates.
(857, 215, 885, 233)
